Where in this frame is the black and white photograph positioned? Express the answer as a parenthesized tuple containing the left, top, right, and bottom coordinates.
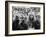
(5, 1, 45, 36)
(12, 7, 40, 30)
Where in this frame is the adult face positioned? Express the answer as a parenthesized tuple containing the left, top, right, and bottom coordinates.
(29, 15, 34, 20)
(36, 15, 40, 21)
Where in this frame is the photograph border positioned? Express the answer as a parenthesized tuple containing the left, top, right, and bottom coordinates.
(5, 1, 45, 36)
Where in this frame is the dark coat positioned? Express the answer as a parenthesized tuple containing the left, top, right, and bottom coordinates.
(12, 19, 19, 30)
(34, 20, 40, 29)
(19, 20, 28, 30)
